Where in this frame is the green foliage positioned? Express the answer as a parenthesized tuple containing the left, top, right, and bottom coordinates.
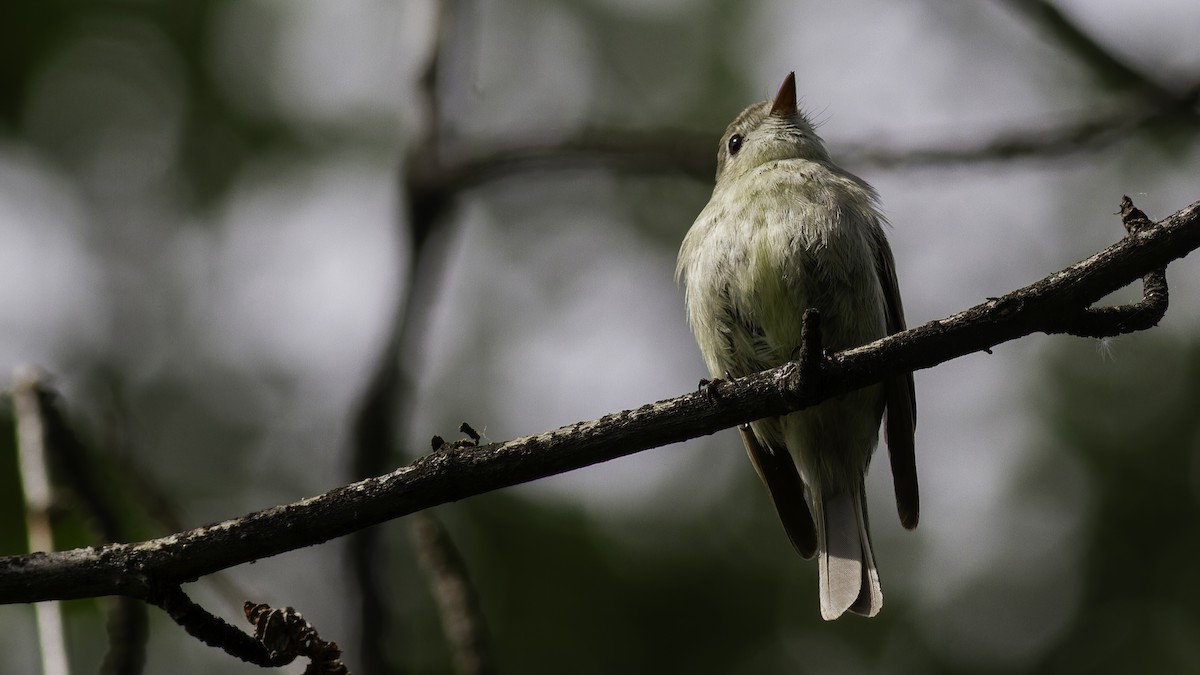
(1029, 335, 1200, 674)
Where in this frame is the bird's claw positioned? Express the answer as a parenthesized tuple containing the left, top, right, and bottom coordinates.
(699, 371, 736, 402)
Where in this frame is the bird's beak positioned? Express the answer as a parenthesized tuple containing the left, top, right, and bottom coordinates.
(770, 72, 797, 118)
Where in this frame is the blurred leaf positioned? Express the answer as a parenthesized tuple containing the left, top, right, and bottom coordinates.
(1029, 334, 1200, 673)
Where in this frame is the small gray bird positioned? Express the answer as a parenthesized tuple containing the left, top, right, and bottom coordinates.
(676, 72, 917, 620)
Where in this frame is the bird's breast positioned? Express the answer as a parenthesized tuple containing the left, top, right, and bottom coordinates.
(681, 164, 887, 372)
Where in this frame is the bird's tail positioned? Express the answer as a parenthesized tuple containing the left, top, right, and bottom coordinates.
(815, 486, 882, 620)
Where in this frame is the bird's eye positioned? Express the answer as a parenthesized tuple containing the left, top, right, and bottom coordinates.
(727, 133, 744, 156)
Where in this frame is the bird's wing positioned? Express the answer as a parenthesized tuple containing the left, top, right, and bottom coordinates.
(873, 233, 919, 529)
(739, 425, 817, 558)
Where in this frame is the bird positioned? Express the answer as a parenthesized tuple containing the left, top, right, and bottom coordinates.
(676, 72, 917, 620)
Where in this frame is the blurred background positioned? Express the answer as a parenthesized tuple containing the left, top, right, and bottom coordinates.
(1, 0, 1199, 673)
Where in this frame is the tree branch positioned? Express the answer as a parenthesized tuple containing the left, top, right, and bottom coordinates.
(1, 197, 1198, 606)
(13, 370, 152, 675)
(413, 71, 1200, 193)
(1044, 196, 1168, 337)
(996, 0, 1197, 110)
(12, 368, 70, 675)
(839, 86, 1200, 168)
(146, 585, 292, 668)
(350, 2, 471, 672)
(410, 513, 495, 675)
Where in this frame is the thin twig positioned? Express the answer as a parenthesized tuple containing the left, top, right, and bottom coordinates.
(2, 197, 1197, 607)
(1045, 196, 1168, 337)
(146, 585, 291, 668)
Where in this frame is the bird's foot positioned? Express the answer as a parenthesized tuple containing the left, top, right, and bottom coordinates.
(698, 371, 736, 402)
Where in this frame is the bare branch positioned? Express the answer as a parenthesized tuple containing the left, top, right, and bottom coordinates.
(838, 89, 1200, 168)
(404, 5, 1200, 189)
(996, 0, 1196, 108)
(401, 6, 1200, 192)
(1044, 197, 1167, 337)
(1, 197, 1198, 607)
(351, 1, 466, 672)
(411, 80, 1200, 195)
(147, 585, 291, 668)
(425, 130, 715, 186)
(12, 368, 70, 675)
(101, 598, 148, 675)
(16, 372, 153, 675)
(410, 514, 495, 675)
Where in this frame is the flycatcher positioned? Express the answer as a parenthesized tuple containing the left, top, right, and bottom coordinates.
(676, 72, 917, 620)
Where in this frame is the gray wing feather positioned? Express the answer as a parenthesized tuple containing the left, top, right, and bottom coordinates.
(873, 232, 919, 529)
(739, 425, 817, 558)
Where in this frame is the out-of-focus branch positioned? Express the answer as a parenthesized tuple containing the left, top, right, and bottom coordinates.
(350, 1, 478, 673)
(3, 196, 1197, 608)
(840, 85, 1200, 168)
(408, 4, 1199, 202)
(9, 375, 353, 671)
(17, 371, 154, 675)
(12, 368, 70, 675)
(20, 373, 151, 675)
(403, 1, 1200, 187)
(407, 77, 1200, 195)
(418, 4, 1200, 183)
(410, 514, 495, 675)
(417, 130, 715, 187)
(996, 0, 1197, 111)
